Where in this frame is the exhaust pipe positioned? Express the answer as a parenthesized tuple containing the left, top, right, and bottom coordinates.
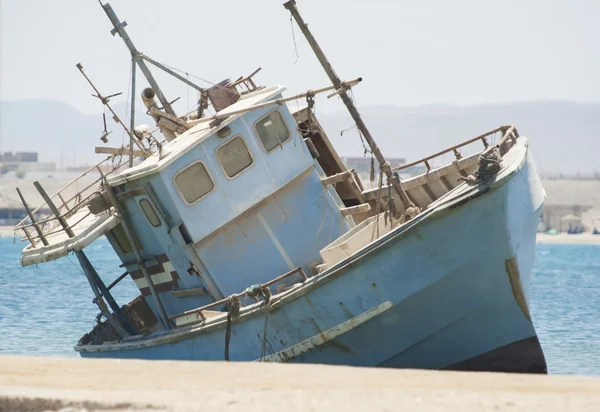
(142, 88, 176, 142)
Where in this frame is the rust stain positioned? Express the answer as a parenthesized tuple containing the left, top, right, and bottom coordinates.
(505, 256, 531, 321)
(322, 338, 353, 353)
(338, 302, 355, 319)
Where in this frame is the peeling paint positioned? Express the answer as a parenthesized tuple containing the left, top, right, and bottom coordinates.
(505, 256, 531, 321)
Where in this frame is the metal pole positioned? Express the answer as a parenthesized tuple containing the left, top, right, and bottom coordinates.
(99, 2, 176, 116)
(75, 250, 135, 336)
(129, 58, 136, 167)
(16, 188, 48, 246)
(33, 181, 75, 238)
(283, 1, 417, 216)
(76, 63, 149, 156)
(102, 179, 172, 329)
(187, 78, 362, 127)
(33, 181, 132, 336)
(140, 54, 205, 93)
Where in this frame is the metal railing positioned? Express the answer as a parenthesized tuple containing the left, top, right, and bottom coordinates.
(393, 125, 519, 173)
(169, 267, 308, 324)
(14, 154, 131, 247)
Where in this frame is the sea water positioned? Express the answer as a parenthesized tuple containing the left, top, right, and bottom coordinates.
(0, 237, 598, 375)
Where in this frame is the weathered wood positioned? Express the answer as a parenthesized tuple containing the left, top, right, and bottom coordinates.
(340, 203, 371, 217)
(320, 170, 353, 186)
(95, 146, 146, 157)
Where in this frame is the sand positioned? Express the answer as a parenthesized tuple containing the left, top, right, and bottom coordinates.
(536, 232, 600, 245)
(1, 356, 600, 411)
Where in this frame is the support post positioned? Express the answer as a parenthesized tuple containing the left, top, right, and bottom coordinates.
(33, 181, 133, 336)
(33, 181, 74, 238)
(129, 58, 136, 167)
(76, 250, 135, 336)
(16, 188, 48, 246)
(99, 2, 176, 116)
(283, 1, 418, 218)
(101, 178, 172, 330)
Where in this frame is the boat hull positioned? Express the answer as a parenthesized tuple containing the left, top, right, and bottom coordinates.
(78, 138, 547, 373)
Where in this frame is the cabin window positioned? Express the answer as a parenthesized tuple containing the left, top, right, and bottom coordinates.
(139, 199, 161, 227)
(255, 110, 290, 152)
(216, 135, 253, 178)
(174, 161, 215, 205)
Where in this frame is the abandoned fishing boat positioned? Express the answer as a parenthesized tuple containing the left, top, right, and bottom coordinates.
(14, 1, 547, 373)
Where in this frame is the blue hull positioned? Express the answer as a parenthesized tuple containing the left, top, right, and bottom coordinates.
(78, 139, 546, 373)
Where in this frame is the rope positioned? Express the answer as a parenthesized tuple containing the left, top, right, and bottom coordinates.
(475, 147, 502, 184)
(384, 174, 397, 227)
(290, 14, 300, 63)
(371, 169, 384, 241)
(224, 294, 241, 361)
(224, 284, 273, 361)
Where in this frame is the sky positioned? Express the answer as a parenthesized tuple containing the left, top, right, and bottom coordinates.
(1, 0, 600, 117)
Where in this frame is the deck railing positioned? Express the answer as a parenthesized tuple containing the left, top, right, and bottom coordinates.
(169, 267, 308, 324)
(14, 154, 130, 247)
(393, 125, 519, 173)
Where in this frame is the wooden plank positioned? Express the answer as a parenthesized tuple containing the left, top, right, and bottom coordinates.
(340, 203, 371, 217)
(320, 170, 353, 186)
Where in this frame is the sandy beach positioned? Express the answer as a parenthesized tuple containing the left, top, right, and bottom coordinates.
(1, 356, 600, 411)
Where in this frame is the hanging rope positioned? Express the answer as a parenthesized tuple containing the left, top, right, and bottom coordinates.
(384, 173, 397, 227)
(224, 294, 241, 361)
(290, 14, 300, 63)
(371, 169, 384, 241)
(224, 284, 273, 361)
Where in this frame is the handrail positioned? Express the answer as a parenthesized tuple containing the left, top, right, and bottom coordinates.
(393, 125, 516, 173)
(169, 267, 308, 322)
(14, 153, 130, 246)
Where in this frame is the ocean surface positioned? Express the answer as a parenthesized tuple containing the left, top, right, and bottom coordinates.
(0, 237, 598, 375)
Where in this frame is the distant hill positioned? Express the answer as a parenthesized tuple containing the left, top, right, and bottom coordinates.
(317, 101, 600, 176)
(0, 100, 154, 168)
(0, 99, 598, 174)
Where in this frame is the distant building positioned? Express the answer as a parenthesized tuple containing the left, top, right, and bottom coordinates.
(0, 152, 38, 162)
(539, 202, 593, 232)
(0, 151, 55, 172)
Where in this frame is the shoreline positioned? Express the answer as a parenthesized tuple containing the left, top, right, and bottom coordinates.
(1, 356, 600, 411)
(3, 226, 600, 245)
(536, 232, 600, 245)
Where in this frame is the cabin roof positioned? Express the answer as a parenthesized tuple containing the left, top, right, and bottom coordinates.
(107, 85, 286, 186)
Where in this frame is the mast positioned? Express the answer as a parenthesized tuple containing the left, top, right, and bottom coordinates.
(99, 1, 176, 117)
(283, 1, 418, 217)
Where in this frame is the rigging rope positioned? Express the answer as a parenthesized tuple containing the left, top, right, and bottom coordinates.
(290, 14, 300, 63)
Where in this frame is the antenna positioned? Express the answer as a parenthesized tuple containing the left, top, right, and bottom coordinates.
(76, 63, 149, 159)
